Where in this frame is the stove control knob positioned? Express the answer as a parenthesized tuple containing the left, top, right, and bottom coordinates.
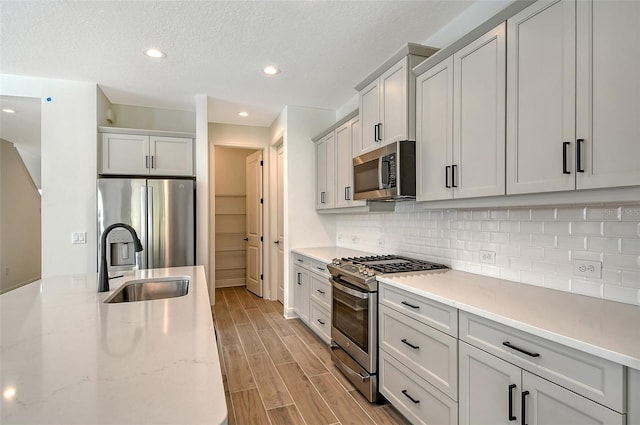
(367, 269, 375, 277)
(332, 258, 341, 266)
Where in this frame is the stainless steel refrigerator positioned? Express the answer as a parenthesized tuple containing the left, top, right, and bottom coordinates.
(97, 178, 195, 272)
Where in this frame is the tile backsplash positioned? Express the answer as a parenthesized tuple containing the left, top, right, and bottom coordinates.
(336, 203, 640, 306)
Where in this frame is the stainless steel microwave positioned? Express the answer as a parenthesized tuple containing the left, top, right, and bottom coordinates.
(352, 140, 416, 201)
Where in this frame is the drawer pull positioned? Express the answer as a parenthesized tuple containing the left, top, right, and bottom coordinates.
(317, 266, 325, 271)
(522, 390, 530, 425)
(401, 389, 420, 404)
(508, 384, 516, 421)
(317, 319, 326, 325)
(400, 300, 420, 309)
(316, 289, 326, 295)
(297, 258, 304, 263)
(502, 341, 540, 358)
(401, 339, 420, 350)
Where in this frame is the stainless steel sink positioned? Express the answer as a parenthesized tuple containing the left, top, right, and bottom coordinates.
(104, 278, 189, 303)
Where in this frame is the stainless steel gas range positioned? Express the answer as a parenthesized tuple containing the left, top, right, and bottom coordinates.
(327, 255, 448, 403)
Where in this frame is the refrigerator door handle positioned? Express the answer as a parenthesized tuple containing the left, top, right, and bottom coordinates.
(140, 185, 148, 270)
(147, 185, 154, 269)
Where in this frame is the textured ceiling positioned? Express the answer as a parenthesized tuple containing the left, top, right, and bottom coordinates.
(1, 1, 485, 127)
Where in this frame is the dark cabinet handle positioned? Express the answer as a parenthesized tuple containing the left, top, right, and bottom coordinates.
(274, 240, 280, 245)
(145, 155, 150, 169)
(522, 390, 530, 425)
(243, 237, 249, 241)
(508, 384, 517, 421)
(401, 389, 420, 404)
(452, 164, 458, 188)
(576, 138, 584, 173)
(445, 166, 451, 188)
(317, 289, 325, 295)
(401, 300, 420, 309)
(503, 341, 540, 358)
(151, 155, 155, 169)
(317, 319, 325, 325)
(320, 191, 326, 204)
(401, 339, 420, 350)
(297, 259, 303, 263)
(297, 272, 302, 285)
(563, 141, 571, 174)
(374, 124, 379, 142)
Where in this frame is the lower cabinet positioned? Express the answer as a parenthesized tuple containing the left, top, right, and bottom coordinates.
(459, 341, 624, 425)
(292, 253, 331, 343)
(292, 264, 310, 323)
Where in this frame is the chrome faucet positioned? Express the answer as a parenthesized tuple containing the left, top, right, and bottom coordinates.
(98, 223, 143, 292)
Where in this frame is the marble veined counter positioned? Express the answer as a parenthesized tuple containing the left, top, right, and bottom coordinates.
(0, 266, 227, 425)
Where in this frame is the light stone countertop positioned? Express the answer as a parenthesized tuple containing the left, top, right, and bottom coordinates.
(0, 266, 227, 425)
(292, 246, 640, 370)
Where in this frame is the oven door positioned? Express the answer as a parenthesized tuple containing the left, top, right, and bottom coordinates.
(330, 277, 377, 373)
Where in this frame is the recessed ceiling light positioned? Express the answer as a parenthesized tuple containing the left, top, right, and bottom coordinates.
(144, 48, 167, 59)
(2, 108, 16, 114)
(238, 111, 249, 117)
(263, 66, 280, 75)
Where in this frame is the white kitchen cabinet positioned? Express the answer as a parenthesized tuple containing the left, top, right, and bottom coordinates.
(314, 114, 365, 210)
(459, 341, 624, 425)
(101, 133, 193, 176)
(355, 45, 438, 157)
(292, 264, 310, 323)
(507, 0, 639, 195)
(315, 132, 335, 209)
(416, 23, 505, 202)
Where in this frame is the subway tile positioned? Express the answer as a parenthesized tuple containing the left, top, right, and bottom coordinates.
(520, 221, 544, 234)
(543, 221, 570, 235)
(556, 263, 573, 277)
(457, 250, 474, 262)
(441, 248, 458, 260)
(557, 207, 586, 221)
(570, 251, 603, 262)
(481, 221, 501, 232)
(620, 206, 640, 221)
(621, 271, 640, 289)
(509, 258, 532, 271)
(587, 237, 621, 254)
(510, 233, 531, 245)
(443, 210, 457, 220)
(499, 221, 520, 233)
(451, 239, 465, 250)
(458, 231, 473, 241)
(437, 239, 451, 248)
(570, 221, 603, 236)
(544, 275, 571, 292)
(603, 254, 639, 269)
(532, 234, 556, 248)
(603, 221, 639, 237)
(481, 264, 500, 277)
(480, 242, 499, 252)
(464, 221, 482, 231)
(465, 241, 482, 251)
(472, 210, 490, 220)
(621, 238, 640, 255)
(495, 255, 510, 268)
(450, 259, 466, 269)
(490, 232, 510, 244)
(450, 221, 464, 230)
(532, 261, 556, 273)
(500, 268, 521, 282)
(500, 244, 520, 256)
(600, 268, 621, 285)
(531, 208, 556, 221)
(465, 263, 483, 274)
(586, 207, 620, 221)
(543, 248, 571, 263)
(521, 270, 545, 285)
(557, 236, 586, 250)
(472, 232, 491, 242)
(457, 210, 472, 220)
(509, 208, 531, 221)
(490, 209, 509, 220)
(571, 279, 604, 298)
(603, 284, 639, 305)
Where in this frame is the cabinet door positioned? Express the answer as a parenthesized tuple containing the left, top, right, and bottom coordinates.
(507, 0, 576, 194)
(349, 118, 366, 207)
(149, 136, 193, 176)
(335, 122, 352, 208)
(416, 57, 454, 201)
(293, 265, 310, 323)
(379, 57, 408, 146)
(459, 341, 521, 425)
(576, 1, 640, 189)
(315, 133, 334, 209)
(523, 371, 624, 425)
(453, 23, 506, 199)
(102, 133, 149, 175)
(358, 79, 381, 156)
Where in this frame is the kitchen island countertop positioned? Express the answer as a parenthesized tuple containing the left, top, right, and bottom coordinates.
(0, 266, 226, 425)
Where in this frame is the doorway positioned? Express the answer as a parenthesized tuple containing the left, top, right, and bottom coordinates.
(213, 147, 262, 291)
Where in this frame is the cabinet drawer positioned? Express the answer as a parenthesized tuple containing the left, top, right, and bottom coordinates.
(379, 282, 457, 337)
(379, 350, 458, 425)
(379, 304, 457, 400)
(310, 273, 331, 310)
(311, 260, 329, 276)
(293, 254, 310, 268)
(309, 301, 331, 343)
(460, 311, 624, 412)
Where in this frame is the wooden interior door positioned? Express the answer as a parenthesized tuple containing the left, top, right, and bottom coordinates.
(245, 151, 263, 297)
(276, 145, 284, 303)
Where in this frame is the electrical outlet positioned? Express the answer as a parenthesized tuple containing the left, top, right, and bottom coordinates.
(573, 260, 602, 278)
(480, 250, 496, 264)
(71, 232, 87, 244)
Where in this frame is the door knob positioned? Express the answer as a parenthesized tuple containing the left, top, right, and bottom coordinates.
(274, 240, 280, 245)
(243, 237, 249, 241)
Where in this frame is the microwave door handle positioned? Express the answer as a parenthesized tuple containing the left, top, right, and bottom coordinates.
(378, 156, 384, 189)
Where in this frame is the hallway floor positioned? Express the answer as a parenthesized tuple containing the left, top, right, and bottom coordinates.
(212, 286, 410, 425)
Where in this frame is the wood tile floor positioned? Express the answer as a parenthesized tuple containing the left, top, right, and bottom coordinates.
(212, 286, 411, 425)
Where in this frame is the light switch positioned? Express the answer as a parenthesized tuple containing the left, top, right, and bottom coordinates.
(71, 232, 87, 244)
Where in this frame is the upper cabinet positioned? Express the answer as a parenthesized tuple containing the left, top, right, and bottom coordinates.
(507, 0, 640, 194)
(416, 23, 506, 202)
(100, 130, 194, 176)
(354, 44, 438, 157)
(314, 112, 366, 210)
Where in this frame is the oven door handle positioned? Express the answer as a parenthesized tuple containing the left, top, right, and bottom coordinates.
(330, 344, 370, 383)
(331, 279, 370, 299)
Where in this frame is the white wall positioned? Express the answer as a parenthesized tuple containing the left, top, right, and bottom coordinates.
(1, 74, 97, 277)
(337, 202, 640, 306)
(195, 94, 210, 301)
(209, 122, 270, 148)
